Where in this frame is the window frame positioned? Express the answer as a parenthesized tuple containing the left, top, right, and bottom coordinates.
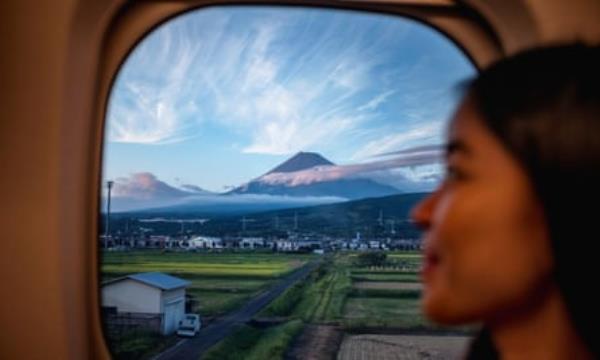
(90, 1, 505, 357)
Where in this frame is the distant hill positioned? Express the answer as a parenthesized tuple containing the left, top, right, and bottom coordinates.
(106, 192, 429, 238)
(189, 192, 429, 238)
(131, 194, 344, 217)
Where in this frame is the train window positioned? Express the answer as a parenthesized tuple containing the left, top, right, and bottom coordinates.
(99, 6, 475, 359)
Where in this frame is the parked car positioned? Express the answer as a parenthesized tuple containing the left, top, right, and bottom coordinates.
(176, 314, 201, 337)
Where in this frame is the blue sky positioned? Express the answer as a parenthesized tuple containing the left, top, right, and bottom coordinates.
(103, 6, 475, 194)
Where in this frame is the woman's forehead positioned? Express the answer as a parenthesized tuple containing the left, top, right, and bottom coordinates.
(445, 99, 501, 162)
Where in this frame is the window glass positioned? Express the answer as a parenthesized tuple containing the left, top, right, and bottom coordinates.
(100, 6, 476, 359)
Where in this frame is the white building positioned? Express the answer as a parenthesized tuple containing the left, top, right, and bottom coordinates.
(187, 236, 222, 249)
(369, 240, 381, 249)
(102, 272, 190, 335)
(240, 237, 264, 249)
(276, 240, 299, 252)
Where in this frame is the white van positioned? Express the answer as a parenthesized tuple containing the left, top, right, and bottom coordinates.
(176, 314, 201, 337)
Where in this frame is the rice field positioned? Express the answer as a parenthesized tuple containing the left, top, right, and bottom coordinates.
(101, 250, 312, 316)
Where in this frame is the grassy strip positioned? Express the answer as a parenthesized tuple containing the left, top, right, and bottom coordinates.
(188, 289, 255, 317)
(350, 269, 421, 275)
(348, 288, 421, 299)
(291, 259, 351, 323)
(101, 251, 313, 280)
(107, 330, 178, 360)
(102, 265, 292, 277)
(341, 296, 430, 330)
(259, 260, 328, 317)
(259, 281, 305, 317)
(102, 273, 281, 283)
(202, 320, 304, 360)
(102, 250, 314, 264)
(350, 274, 421, 283)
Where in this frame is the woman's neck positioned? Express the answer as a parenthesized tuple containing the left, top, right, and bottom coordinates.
(488, 284, 592, 360)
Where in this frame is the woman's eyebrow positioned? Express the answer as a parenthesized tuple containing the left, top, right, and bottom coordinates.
(445, 139, 472, 159)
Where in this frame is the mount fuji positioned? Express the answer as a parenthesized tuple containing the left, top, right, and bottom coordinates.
(227, 151, 400, 200)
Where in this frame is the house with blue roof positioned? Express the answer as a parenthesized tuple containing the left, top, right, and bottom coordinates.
(101, 272, 191, 335)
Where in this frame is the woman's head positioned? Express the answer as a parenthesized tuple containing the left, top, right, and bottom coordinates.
(412, 95, 554, 326)
(411, 44, 600, 354)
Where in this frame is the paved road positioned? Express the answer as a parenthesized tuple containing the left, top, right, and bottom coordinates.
(154, 261, 319, 360)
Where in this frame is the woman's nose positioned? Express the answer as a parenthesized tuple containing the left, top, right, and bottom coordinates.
(410, 191, 439, 231)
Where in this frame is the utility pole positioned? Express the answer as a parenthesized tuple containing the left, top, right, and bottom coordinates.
(240, 217, 255, 233)
(105, 180, 114, 249)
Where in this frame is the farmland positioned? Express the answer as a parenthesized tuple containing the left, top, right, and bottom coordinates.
(203, 251, 475, 360)
(101, 250, 311, 317)
(101, 250, 314, 359)
(101, 250, 474, 359)
(254, 252, 439, 329)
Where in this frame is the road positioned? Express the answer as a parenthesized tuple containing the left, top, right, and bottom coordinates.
(153, 260, 319, 360)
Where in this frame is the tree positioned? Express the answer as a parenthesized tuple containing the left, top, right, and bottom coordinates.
(356, 251, 387, 267)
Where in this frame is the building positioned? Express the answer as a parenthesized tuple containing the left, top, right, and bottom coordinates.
(240, 237, 264, 249)
(149, 235, 170, 248)
(187, 236, 223, 249)
(369, 240, 381, 249)
(101, 272, 190, 335)
(276, 239, 299, 252)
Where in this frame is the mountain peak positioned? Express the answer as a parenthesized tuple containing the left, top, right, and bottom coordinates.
(266, 151, 335, 175)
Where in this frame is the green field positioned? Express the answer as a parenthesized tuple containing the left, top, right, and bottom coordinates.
(102, 250, 468, 360)
(203, 252, 445, 360)
(102, 250, 312, 317)
(343, 297, 428, 328)
(254, 252, 439, 330)
(102, 250, 314, 359)
(255, 252, 467, 332)
(350, 272, 421, 283)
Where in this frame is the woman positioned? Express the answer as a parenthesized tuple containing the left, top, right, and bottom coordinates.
(410, 44, 599, 359)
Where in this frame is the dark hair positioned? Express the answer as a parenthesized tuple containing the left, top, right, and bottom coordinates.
(465, 44, 600, 358)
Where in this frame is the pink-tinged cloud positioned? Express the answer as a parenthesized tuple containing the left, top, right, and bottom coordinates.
(112, 172, 191, 199)
(258, 146, 443, 186)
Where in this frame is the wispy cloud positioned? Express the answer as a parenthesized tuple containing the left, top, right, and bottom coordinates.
(107, 25, 202, 144)
(351, 122, 444, 160)
(373, 143, 444, 158)
(103, 7, 475, 193)
(106, 8, 406, 152)
(357, 90, 395, 112)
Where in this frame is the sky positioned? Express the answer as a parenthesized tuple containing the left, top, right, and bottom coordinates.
(102, 6, 475, 196)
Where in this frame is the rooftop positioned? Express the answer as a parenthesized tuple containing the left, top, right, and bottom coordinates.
(103, 272, 190, 291)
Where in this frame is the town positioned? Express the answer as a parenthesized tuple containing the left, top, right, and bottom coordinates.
(99, 219, 422, 253)
(101, 231, 421, 253)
